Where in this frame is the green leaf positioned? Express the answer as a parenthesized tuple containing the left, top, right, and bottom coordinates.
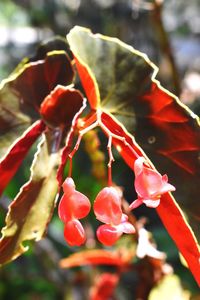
(0, 81, 31, 159)
(0, 133, 60, 265)
(67, 26, 153, 129)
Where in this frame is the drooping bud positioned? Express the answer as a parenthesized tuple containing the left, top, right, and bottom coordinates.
(94, 187, 135, 246)
(58, 177, 91, 246)
(94, 187, 122, 225)
(64, 219, 86, 246)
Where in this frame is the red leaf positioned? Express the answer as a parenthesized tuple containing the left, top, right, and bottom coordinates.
(12, 51, 74, 110)
(67, 26, 200, 229)
(136, 82, 200, 175)
(90, 272, 119, 300)
(59, 249, 131, 268)
(157, 193, 200, 285)
(67, 27, 200, 284)
(101, 111, 200, 286)
(73, 56, 99, 110)
(0, 120, 46, 196)
(40, 86, 84, 128)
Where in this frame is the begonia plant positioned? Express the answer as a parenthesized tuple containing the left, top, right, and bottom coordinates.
(0, 26, 199, 290)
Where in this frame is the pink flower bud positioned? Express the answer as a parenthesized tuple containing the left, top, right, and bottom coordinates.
(58, 177, 91, 246)
(94, 187, 122, 225)
(64, 219, 86, 246)
(58, 177, 91, 222)
(129, 157, 176, 210)
(94, 187, 135, 246)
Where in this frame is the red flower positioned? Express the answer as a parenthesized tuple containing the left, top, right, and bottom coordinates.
(64, 219, 86, 247)
(94, 187, 135, 246)
(129, 157, 175, 210)
(90, 272, 119, 300)
(58, 177, 91, 246)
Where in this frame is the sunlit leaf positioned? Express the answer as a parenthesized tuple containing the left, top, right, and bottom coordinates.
(0, 50, 74, 165)
(59, 249, 132, 268)
(67, 26, 200, 285)
(0, 120, 46, 197)
(11, 50, 74, 111)
(0, 82, 31, 159)
(40, 85, 84, 128)
(100, 111, 200, 285)
(0, 133, 60, 265)
(67, 26, 200, 222)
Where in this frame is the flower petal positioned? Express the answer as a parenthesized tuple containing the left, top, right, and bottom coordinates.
(135, 167, 163, 198)
(70, 190, 91, 219)
(118, 221, 135, 234)
(59, 178, 91, 222)
(159, 181, 176, 195)
(134, 157, 175, 200)
(58, 194, 73, 222)
(64, 219, 86, 246)
(129, 198, 143, 210)
(136, 228, 165, 259)
(134, 156, 145, 176)
(94, 187, 122, 225)
(96, 224, 122, 246)
(143, 199, 160, 208)
(62, 177, 75, 195)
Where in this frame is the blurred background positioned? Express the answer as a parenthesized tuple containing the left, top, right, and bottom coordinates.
(0, 0, 200, 109)
(0, 0, 200, 299)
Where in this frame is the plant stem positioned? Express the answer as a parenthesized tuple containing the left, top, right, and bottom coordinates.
(151, 0, 181, 96)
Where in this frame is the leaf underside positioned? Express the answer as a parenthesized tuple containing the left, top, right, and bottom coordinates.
(0, 120, 46, 196)
(0, 134, 60, 265)
(0, 51, 74, 162)
(0, 41, 88, 264)
(11, 51, 74, 111)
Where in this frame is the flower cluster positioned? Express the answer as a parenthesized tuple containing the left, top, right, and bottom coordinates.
(58, 179, 134, 247)
(58, 157, 175, 247)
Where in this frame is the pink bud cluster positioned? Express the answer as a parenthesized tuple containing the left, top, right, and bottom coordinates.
(58, 157, 175, 247)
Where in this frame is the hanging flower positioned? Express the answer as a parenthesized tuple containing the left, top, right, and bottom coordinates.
(129, 157, 176, 210)
(58, 177, 91, 246)
(94, 187, 135, 246)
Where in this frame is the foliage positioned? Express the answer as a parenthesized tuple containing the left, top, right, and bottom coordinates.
(0, 25, 200, 299)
